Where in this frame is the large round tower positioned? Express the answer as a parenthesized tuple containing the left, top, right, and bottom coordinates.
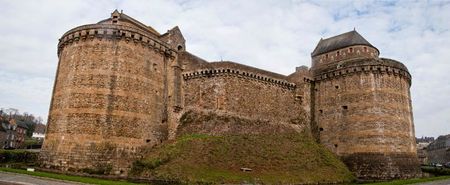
(40, 10, 181, 174)
(311, 31, 420, 180)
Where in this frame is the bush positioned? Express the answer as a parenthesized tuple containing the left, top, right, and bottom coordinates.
(421, 166, 450, 175)
(81, 164, 113, 175)
(0, 149, 38, 164)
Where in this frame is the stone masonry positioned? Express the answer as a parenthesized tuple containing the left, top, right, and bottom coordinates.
(40, 10, 420, 179)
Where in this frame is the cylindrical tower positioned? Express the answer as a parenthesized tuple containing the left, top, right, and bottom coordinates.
(311, 31, 420, 180)
(40, 10, 177, 174)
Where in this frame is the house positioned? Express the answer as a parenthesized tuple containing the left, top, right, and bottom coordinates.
(0, 118, 28, 149)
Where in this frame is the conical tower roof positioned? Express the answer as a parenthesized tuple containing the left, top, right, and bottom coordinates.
(311, 30, 378, 57)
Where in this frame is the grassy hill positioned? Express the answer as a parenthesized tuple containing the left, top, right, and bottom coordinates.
(131, 133, 354, 184)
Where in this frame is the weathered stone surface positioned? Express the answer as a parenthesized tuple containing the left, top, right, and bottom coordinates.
(41, 11, 419, 180)
(311, 38, 420, 179)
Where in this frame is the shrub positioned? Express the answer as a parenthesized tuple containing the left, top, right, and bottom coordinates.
(0, 149, 38, 164)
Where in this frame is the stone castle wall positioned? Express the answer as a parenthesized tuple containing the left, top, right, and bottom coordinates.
(41, 12, 420, 180)
(312, 57, 420, 179)
(182, 62, 309, 127)
(40, 23, 177, 174)
(312, 45, 379, 70)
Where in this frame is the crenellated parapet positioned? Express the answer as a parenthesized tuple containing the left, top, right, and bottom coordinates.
(312, 45, 379, 69)
(313, 58, 412, 85)
(57, 24, 177, 58)
(183, 68, 297, 90)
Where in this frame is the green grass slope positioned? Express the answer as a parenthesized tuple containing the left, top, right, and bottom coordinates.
(131, 133, 354, 184)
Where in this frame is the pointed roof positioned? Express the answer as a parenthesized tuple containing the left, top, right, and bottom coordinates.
(97, 10, 161, 36)
(311, 30, 377, 57)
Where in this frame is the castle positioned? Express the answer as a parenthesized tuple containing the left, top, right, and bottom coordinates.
(40, 10, 420, 180)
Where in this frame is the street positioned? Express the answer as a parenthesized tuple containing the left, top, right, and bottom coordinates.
(0, 171, 83, 185)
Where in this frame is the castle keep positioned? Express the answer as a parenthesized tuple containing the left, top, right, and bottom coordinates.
(40, 11, 420, 180)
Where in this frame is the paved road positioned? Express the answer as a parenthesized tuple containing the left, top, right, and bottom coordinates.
(413, 179, 450, 185)
(0, 171, 85, 185)
(414, 179, 450, 185)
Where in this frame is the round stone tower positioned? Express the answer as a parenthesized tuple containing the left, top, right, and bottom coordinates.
(40, 10, 180, 174)
(311, 31, 420, 180)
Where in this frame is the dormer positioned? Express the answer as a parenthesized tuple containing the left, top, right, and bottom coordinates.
(160, 26, 186, 52)
(111, 9, 120, 24)
(311, 30, 379, 70)
(97, 10, 161, 36)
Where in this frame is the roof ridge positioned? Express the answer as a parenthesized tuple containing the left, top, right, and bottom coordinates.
(311, 30, 376, 57)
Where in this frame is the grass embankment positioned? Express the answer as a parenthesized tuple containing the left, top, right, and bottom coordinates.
(0, 167, 142, 185)
(131, 133, 354, 184)
(365, 175, 450, 185)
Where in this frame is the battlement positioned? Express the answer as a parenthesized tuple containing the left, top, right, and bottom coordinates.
(57, 24, 176, 58)
(43, 11, 419, 181)
(183, 68, 296, 90)
(313, 58, 411, 85)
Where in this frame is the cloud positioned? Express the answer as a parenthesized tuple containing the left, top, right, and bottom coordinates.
(0, 0, 448, 137)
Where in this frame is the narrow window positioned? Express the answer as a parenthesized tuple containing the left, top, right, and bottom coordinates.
(325, 54, 329, 59)
(319, 110, 323, 113)
(113, 15, 118, 19)
(364, 47, 367, 52)
(349, 48, 353, 53)
(319, 128, 324, 131)
(342, 105, 348, 110)
(295, 95, 303, 104)
(337, 51, 340, 56)
(334, 144, 338, 148)
(335, 85, 339, 89)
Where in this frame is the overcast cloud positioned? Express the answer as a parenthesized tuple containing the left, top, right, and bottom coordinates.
(0, 0, 449, 137)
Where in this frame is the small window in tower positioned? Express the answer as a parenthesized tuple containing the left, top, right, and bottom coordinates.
(295, 95, 303, 104)
(319, 109, 323, 113)
(319, 128, 324, 131)
(146, 139, 151, 143)
(349, 48, 353, 53)
(113, 15, 118, 19)
(153, 63, 157, 71)
(325, 54, 329, 59)
(334, 144, 338, 148)
(177, 45, 183, 51)
(364, 47, 368, 52)
(342, 105, 348, 110)
(337, 51, 340, 56)
(335, 85, 339, 89)
(112, 20, 117, 23)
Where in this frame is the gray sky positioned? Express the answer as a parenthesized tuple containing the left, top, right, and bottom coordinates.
(0, 0, 449, 138)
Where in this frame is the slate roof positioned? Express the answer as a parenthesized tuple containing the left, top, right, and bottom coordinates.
(311, 30, 377, 57)
(97, 10, 161, 36)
